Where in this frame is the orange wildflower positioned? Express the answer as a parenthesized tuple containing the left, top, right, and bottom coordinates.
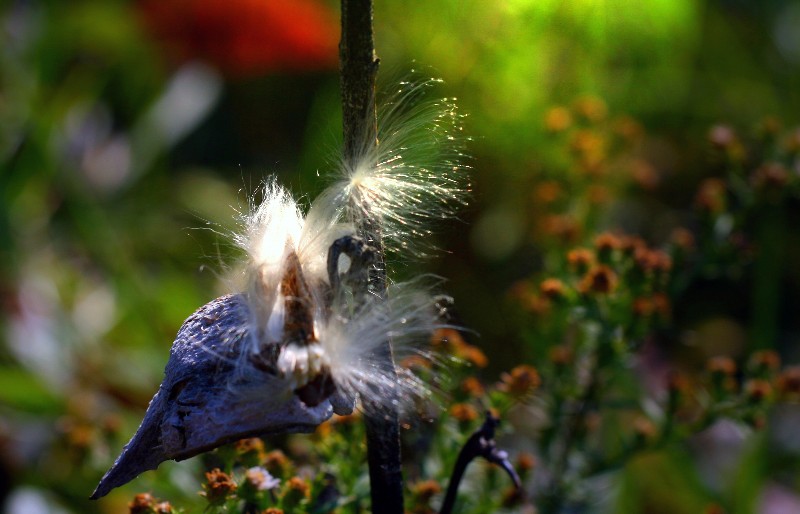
(460, 377, 486, 397)
(129, 493, 156, 514)
(594, 232, 621, 262)
(613, 115, 644, 142)
(695, 178, 727, 214)
(632, 416, 657, 442)
(533, 180, 563, 203)
(540, 278, 566, 301)
(498, 365, 541, 398)
(630, 159, 660, 190)
(751, 162, 789, 189)
(541, 214, 580, 243)
(748, 350, 781, 375)
(202, 468, 237, 505)
(573, 96, 608, 123)
(544, 106, 572, 133)
(449, 403, 479, 423)
(579, 265, 618, 295)
(517, 452, 536, 472)
(587, 184, 612, 205)
(708, 356, 737, 393)
(707, 356, 736, 376)
(548, 345, 573, 366)
(670, 228, 695, 251)
(744, 379, 773, 403)
(264, 450, 291, 478)
(632, 296, 654, 318)
(567, 248, 594, 273)
(777, 366, 800, 398)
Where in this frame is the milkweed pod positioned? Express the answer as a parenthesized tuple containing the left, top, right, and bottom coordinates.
(91, 294, 336, 500)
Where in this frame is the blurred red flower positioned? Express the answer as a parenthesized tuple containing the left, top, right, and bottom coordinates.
(138, 0, 339, 77)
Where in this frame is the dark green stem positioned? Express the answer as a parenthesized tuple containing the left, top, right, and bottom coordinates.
(750, 202, 785, 349)
(541, 332, 608, 514)
(339, 2, 404, 513)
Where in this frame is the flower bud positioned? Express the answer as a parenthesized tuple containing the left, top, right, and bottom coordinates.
(202, 469, 237, 506)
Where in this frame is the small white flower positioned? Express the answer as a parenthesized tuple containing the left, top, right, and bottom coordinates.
(245, 467, 281, 491)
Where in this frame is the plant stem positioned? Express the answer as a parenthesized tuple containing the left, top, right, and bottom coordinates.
(340, 0, 378, 161)
(339, 2, 404, 513)
(541, 344, 604, 514)
(750, 202, 784, 349)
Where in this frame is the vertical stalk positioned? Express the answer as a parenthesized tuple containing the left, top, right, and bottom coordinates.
(340, 0, 378, 163)
(339, 2, 404, 513)
(750, 202, 784, 349)
(541, 330, 609, 514)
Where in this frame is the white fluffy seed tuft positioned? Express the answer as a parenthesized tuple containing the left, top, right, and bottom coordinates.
(221, 79, 468, 414)
(313, 78, 471, 257)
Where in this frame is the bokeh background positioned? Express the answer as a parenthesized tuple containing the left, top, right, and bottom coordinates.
(2, 0, 800, 512)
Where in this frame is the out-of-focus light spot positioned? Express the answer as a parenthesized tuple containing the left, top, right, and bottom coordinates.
(61, 103, 112, 162)
(682, 316, 746, 358)
(7, 272, 71, 388)
(131, 62, 222, 177)
(4, 487, 70, 514)
(138, 0, 339, 77)
(688, 419, 746, 491)
(81, 135, 132, 193)
(175, 172, 238, 227)
(769, 405, 800, 453)
(72, 284, 117, 341)
(774, 3, 800, 64)
(148, 62, 222, 146)
(470, 207, 524, 261)
(759, 483, 800, 514)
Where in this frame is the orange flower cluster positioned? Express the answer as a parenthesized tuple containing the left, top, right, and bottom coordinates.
(514, 228, 680, 327)
(690, 351, 800, 429)
(534, 97, 653, 257)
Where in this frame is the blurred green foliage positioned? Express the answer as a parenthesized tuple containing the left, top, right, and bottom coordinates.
(2, 0, 800, 513)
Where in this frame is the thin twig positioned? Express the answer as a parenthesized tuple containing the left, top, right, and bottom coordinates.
(339, 2, 404, 513)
